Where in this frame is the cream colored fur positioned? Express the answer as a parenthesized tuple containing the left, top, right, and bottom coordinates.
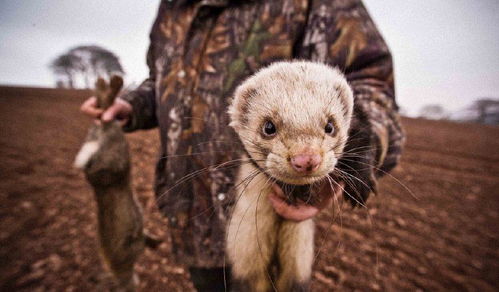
(227, 61, 354, 291)
(227, 161, 315, 291)
(228, 61, 353, 185)
(74, 140, 101, 169)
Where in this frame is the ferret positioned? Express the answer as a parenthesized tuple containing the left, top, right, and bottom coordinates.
(226, 61, 354, 291)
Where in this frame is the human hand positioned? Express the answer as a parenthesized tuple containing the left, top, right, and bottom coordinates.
(80, 96, 132, 126)
(268, 180, 345, 222)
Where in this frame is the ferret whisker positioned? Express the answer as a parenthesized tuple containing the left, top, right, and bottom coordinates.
(334, 172, 361, 199)
(156, 160, 242, 200)
(329, 177, 367, 209)
(340, 151, 378, 159)
(346, 178, 380, 280)
(157, 149, 239, 160)
(156, 158, 264, 202)
(304, 184, 313, 205)
(238, 136, 267, 151)
(352, 185, 380, 279)
(229, 170, 268, 235)
(188, 170, 260, 223)
(339, 154, 374, 162)
(237, 137, 271, 157)
(225, 165, 274, 286)
(342, 142, 376, 152)
(226, 171, 260, 224)
(289, 183, 297, 203)
(324, 175, 346, 249)
(313, 176, 340, 262)
(335, 168, 375, 195)
(327, 171, 381, 278)
(232, 173, 267, 245)
(342, 128, 392, 147)
(334, 169, 372, 206)
(340, 146, 377, 155)
(332, 175, 345, 235)
(254, 175, 278, 292)
(342, 143, 377, 150)
(227, 170, 262, 218)
(225, 169, 263, 284)
(333, 176, 345, 258)
(331, 166, 362, 193)
(193, 139, 242, 148)
(337, 163, 372, 173)
(337, 158, 418, 200)
(224, 170, 262, 291)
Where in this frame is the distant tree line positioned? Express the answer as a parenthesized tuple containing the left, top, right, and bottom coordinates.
(469, 99, 499, 125)
(418, 104, 449, 120)
(418, 99, 499, 125)
(50, 45, 124, 89)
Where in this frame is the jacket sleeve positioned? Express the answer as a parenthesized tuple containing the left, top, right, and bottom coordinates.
(297, 0, 405, 206)
(120, 43, 158, 132)
(120, 6, 163, 132)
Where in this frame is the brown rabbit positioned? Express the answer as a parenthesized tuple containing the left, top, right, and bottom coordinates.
(75, 76, 145, 291)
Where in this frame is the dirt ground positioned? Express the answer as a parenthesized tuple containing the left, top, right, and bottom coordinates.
(0, 86, 498, 291)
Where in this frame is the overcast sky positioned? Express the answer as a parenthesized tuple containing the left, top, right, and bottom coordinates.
(1, 0, 498, 116)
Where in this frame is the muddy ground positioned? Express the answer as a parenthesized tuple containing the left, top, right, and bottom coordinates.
(0, 86, 498, 291)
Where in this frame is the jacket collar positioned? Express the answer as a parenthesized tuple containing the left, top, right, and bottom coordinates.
(199, 0, 229, 7)
(165, 0, 229, 7)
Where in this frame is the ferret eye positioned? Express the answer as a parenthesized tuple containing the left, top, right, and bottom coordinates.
(325, 121, 335, 135)
(262, 120, 277, 137)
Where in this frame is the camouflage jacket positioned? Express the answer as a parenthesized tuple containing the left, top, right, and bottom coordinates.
(121, 0, 405, 267)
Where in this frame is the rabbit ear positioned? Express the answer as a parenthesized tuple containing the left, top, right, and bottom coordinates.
(109, 75, 123, 99)
(96, 77, 107, 92)
(94, 75, 123, 110)
(95, 77, 110, 109)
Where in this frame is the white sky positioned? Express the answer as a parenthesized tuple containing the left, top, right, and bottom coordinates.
(1, 0, 498, 116)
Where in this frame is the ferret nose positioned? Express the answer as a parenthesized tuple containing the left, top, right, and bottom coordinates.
(290, 154, 322, 174)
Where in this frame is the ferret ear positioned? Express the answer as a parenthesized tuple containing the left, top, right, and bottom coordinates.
(227, 97, 239, 129)
(228, 85, 257, 131)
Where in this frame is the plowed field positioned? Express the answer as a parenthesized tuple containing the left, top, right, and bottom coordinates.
(1, 87, 498, 291)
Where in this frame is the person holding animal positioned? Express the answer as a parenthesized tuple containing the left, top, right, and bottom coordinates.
(81, 0, 404, 290)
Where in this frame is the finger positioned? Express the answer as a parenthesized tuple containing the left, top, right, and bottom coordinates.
(85, 107, 104, 118)
(271, 183, 285, 198)
(117, 117, 130, 127)
(102, 104, 120, 122)
(287, 204, 319, 221)
(80, 96, 97, 111)
(80, 97, 103, 118)
(268, 191, 319, 222)
(268, 192, 291, 216)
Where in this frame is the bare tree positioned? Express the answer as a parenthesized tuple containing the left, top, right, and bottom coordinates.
(470, 98, 499, 125)
(50, 53, 83, 88)
(50, 45, 124, 89)
(419, 104, 449, 120)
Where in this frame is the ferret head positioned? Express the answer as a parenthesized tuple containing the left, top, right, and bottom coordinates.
(229, 61, 354, 185)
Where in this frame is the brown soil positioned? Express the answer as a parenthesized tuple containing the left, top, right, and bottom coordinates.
(0, 86, 498, 291)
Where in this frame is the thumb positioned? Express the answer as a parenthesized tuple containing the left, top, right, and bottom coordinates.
(101, 104, 120, 122)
